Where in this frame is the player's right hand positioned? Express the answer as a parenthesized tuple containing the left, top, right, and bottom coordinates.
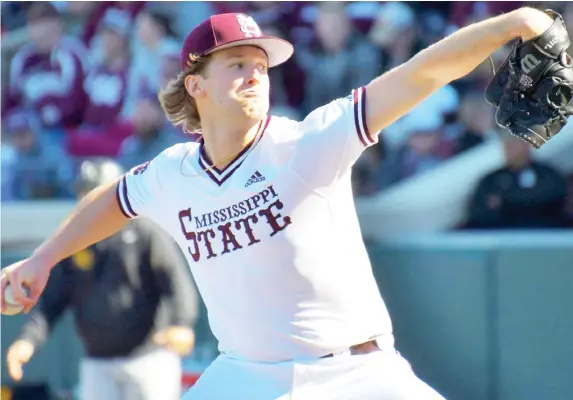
(1, 257, 52, 314)
(6, 340, 35, 381)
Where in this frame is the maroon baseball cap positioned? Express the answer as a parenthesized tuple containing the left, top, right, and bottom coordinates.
(180, 13, 294, 70)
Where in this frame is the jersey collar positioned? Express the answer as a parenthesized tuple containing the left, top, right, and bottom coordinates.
(197, 115, 271, 186)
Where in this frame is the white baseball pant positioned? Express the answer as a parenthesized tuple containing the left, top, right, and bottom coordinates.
(182, 343, 445, 399)
(80, 348, 182, 400)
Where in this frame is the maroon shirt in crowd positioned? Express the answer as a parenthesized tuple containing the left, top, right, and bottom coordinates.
(6, 36, 89, 129)
(66, 60, 132, 158)
(82, 63, 129, 128)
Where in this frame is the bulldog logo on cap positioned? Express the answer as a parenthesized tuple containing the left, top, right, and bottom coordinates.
(236, 14, 262, 38)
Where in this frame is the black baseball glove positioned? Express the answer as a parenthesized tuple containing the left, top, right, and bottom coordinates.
(485, 10, 573, 148)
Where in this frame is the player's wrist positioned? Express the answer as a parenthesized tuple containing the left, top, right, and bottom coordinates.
(29, 249, 59, 271)
(513, 8, 555, 42)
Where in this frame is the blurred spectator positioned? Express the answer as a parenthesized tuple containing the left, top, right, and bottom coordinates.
(258, 25, 302, 120)
(451, 92, 499, 154)
(155, 42, 203, 143)
(123, 7, 180, 117)
(416, 9, 448, 51)
(383, 84, 459, 149)
(56, 1, 100, 40)
(212, 1, 305, 37)
(157, 1, 215, 40)
(66, 8, 134, 158)
(3, 2, 89, 140)
(344, 1, 382, 34)
(1, 109, 74, 201)
(387, 112, 454, 184)
(84, 8, 131, 118)
(242, 2, 289, 27)
(159, 40, 181, 89)
(5, 158, 198, 400)
(465, 137, 569, 229)
(79, 2, 145, 46)
(368, 2, 419, 72)
(295, 2, 380, 115)
(117, 95, 182, 170)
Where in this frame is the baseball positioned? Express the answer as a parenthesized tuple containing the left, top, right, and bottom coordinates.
(2, 285, 28, 316)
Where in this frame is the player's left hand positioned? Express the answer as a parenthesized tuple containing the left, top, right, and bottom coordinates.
(485, 9, 573, 149)
(153, 326, 195, 356)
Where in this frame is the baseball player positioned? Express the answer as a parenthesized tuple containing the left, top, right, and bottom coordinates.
(1, 8, 565, 399)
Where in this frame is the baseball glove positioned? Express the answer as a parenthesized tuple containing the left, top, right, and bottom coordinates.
(485, 9, 573, 148)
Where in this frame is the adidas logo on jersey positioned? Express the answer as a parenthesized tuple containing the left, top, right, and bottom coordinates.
(245, 171, 266, 187)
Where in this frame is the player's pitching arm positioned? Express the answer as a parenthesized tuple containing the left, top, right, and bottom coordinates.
(364, 7, 554, 134)
(1, 179, 129, 311)
(36, 179, 129, 262)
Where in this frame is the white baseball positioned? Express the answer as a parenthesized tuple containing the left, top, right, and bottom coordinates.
(2, 285, 27, 315)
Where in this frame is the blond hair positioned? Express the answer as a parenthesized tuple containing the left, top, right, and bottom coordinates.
(158, 55, 211, 134)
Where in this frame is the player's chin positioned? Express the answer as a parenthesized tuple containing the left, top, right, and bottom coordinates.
(243, 102, 269, 120)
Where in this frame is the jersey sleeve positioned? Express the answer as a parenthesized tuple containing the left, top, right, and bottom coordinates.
(292, 86, 379, 188)
(116, 159, 160, 219)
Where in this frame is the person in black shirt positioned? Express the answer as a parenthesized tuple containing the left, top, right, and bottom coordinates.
(465, 137, 569, 229)
(6, 158, 199, 400)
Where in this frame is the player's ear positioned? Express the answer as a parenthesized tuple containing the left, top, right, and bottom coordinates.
(184, 75, 204, 99)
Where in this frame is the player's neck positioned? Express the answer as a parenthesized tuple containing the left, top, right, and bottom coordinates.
(200, 117, 261, 170)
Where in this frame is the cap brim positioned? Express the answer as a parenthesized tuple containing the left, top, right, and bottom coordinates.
(206, 36, 294, 68)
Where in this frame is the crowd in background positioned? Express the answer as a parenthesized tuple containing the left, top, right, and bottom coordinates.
(2, 1, 573, 228)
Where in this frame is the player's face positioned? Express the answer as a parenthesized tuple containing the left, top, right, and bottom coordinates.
(200, 46, 270, 120)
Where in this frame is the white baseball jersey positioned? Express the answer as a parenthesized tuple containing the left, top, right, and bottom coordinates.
(116, 86, 393, 362)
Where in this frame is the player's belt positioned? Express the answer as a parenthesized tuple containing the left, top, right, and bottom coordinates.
(320, 339, 380, 358)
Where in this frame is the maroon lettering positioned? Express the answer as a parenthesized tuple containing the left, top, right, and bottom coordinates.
(197, 229, 217, 259)
(178, 208, 201, 262)
(195, 214, 208, 229)
(260, 188, 272, 204)
(178, 209, 194, 240)
(258, 199, 292, 237)
(234, 214, 261, 246)
(268, 185, 278, 198)
(177, 187, 292, 261)
(186, 234, 201, 262)
(245, 198, 255, 212)
(133, 161, 150, 175)
(218, 222, 243, 254)
(251, 194, 262, 208)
